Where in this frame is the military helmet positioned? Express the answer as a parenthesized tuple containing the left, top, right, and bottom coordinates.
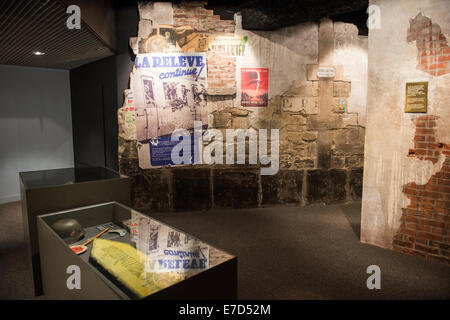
(51, 218, 85, 244)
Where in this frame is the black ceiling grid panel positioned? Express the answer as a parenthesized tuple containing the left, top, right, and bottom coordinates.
(0, 0, 114, 69)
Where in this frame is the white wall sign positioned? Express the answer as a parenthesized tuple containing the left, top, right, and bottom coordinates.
(317, 67, 335, 78)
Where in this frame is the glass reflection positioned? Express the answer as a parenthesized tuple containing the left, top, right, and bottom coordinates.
(20, 166, 121, 189)
(89, 210, 210, 299)
(133, 210, 210, 274)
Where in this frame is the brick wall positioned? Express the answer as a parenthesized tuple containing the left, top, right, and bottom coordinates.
(393, 115, 450, 264)
(406, 115, 441, 164)
(407, 13, 450, 77)
(173, 1, 237, 95)
(173, 2, 234, 34)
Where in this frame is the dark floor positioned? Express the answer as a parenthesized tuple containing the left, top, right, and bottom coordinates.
(150, 203, 450, 300)
(0, 201, 449, 299)
(0, 202, 36, 299)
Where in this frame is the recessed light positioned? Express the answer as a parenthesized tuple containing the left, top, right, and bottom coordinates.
(33, 51, 45, 56)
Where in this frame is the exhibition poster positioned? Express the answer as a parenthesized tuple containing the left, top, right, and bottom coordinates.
(130, 52, 208, 168)
(241, 68, 269, 107)
(148, 129, 201, 167)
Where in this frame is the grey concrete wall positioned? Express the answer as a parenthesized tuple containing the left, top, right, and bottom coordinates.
(361, 0, 450, 249)
(0, 65, 73, 203)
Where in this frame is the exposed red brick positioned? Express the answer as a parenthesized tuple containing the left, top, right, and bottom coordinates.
(173, 1, 237, 94)
(393, 115, 450, 265)
(408, 13, 450, 76)
(414, 244, 440, 254)
(393, 239, 414, 248)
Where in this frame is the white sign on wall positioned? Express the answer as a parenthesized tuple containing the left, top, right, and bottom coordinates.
(317, 67, 335, 78)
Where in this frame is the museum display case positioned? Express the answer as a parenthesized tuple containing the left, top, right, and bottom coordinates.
(37, 201, 237, 300)
(20, 166, 131, 296)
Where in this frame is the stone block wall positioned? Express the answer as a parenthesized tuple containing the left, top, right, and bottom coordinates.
(119, 145, 364, 214)
(118, 1, 367, 215)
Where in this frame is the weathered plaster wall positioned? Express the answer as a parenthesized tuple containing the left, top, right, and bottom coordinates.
(118, 1, 368, 213)
(361, 0, 450, 264)
(234, 18, 368, 124)
(235, 15, 319, 98)
(333, 23, 368, 126)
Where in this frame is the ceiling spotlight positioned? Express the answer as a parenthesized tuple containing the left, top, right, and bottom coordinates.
(33, 51, 45, 56)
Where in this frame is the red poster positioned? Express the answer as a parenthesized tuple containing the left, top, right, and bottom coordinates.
(241, 68, 269, 107)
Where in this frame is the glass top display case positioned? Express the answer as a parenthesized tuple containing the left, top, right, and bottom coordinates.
(37, 202, 237, 300)
(20, 166, 122, 189)
(20, 166, 131, 297)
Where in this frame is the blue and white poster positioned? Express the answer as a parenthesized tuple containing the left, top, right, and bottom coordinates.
(130, 53, 208, 168)
(148, 129, 202, 167)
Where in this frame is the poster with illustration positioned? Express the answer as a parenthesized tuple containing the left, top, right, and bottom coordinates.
(130, 52, 208, 169)
(241, 68, 269, 107)
(131, 52, 208, 143)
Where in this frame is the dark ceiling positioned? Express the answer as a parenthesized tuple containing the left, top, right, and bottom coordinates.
(0, 0, 369, 70)
(206, 0, 369, 33)
(0, 0, 114, 70)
